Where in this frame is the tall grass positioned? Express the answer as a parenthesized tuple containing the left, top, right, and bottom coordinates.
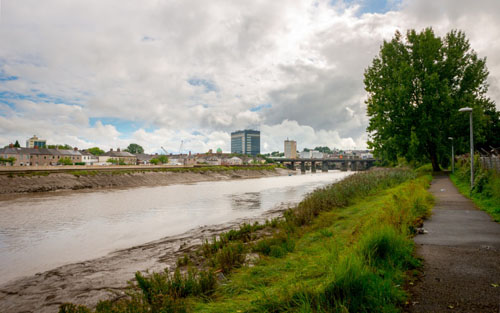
(451, 156, 500, 222)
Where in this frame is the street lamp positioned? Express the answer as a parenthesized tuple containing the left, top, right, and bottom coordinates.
(458, 107, 474, 189)
(448, 137, 454, 173)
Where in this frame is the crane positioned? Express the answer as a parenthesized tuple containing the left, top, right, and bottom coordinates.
(161, 146, 168, 155)
(178, 140, 184, 155)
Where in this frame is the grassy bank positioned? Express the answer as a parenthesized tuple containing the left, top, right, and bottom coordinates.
(60, 169, 433, 313)
(450, 158, 500, 222)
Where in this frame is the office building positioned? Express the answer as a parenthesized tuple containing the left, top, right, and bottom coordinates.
(26, 135, 46, 148)
(231, 130, 260, 155)
(284, 139, 297, 159)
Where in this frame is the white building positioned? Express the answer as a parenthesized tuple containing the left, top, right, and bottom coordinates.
(300, 151, 312, 159)
(311, 151, 324, 159)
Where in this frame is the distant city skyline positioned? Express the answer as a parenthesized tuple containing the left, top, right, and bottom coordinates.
(1, 0, 499, 154)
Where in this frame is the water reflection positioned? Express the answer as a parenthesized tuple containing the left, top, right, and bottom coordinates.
(229, 192, 261, 210)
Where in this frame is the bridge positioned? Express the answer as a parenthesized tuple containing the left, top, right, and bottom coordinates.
(272, 158, 377, 173)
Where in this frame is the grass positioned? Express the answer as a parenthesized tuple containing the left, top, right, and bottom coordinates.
(59, 168, 433, 313)
(69, 165, 279, 176)
(192, 174, 433, 312)
(450, 158, 500, 222)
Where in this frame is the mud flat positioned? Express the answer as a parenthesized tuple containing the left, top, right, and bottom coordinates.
(0, 206, 287, 313)
(0, 167, 292, 195)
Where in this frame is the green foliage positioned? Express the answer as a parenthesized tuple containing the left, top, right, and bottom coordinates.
(150, 158, 159, 165)
(87, 147, 105, 156)
(365, 28, 497, 171)
(48, 144, 72, 149)
(0, 156, 16, 165)
(58, 157, 73, 165)
(215, 242, 246, 274)
(108, 159, 126, 165)
(157, 155, 168, 164)
(14, 140, 20, 148)
(59, 303, 92, 313)
(150, 155, 168, 165)
(451, 157, 500, 222)
(285, 169, 416, 227)
(125, 143, 144, 154)
(74, 162, 85, 166)
(314, 146, 333, 154)
(253, 234, 295, 258)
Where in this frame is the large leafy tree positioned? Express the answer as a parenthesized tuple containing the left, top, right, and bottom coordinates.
(365, 28, 497, 171)
(125, 143, 144, 154)
(87, 147, 105, 156)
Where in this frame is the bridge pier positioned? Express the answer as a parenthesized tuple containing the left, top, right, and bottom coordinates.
(322, 161, 329, 172)
(311, 161, 316, 173)
(300, 161, 306, 174)
(341, 161, 348, 171)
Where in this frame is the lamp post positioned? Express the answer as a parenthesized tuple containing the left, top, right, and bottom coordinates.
(458, 107, 474, 189)
(448, 137, 454, 173)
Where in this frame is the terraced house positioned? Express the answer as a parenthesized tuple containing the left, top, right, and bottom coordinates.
(102, 148, 137, 165)
(0, 145, 85, 166)
(0, 145, 31, 166)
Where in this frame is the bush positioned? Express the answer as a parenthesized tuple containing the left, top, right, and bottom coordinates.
(58, 157, 73, 165)
(215, 242, 246, 274)
(74, 162, 85, 166)
(253, 234, 295, 257)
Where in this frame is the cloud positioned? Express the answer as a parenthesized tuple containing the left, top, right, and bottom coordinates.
(0, 0, 499, 153)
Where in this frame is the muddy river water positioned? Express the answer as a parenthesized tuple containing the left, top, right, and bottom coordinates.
(0, 171, 350, 286)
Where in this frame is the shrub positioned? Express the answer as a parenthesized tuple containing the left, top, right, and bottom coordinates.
(253, 234, 295, 257)
(58, 157, 73, 165)
(215, 242, 246, 274)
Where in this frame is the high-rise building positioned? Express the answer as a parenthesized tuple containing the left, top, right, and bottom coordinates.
(231, 130, 260, 155)
(26, 135, 46, 148)
(284, 139, 297, 159)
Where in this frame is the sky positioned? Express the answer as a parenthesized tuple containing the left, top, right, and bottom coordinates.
(1, 0, 499, 154)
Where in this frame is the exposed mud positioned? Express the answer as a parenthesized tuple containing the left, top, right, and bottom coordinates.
(0, 168, 291, 195)
(0, 206, 288, 313)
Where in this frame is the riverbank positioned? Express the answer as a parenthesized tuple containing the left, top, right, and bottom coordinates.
(0, 166, 290, 195)
(0, 206, 288, 313)
(58, 169, 433, 313)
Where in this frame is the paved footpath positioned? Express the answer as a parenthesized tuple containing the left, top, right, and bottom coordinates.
(408, 174, 500, 313)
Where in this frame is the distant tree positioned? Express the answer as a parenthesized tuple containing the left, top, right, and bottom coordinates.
(150, 158, 159, 165)
(125, 143, 144, 154)
(365, 28, 496, 171)
(0, 156, 16, 165)
(87, 147, 105, 156)
(48, 144, 72, 150)
(157, 155, 168, 164)
(14, 140, 20, 148)
(58, 157, 73, 165)
(302, 148, 310, 152)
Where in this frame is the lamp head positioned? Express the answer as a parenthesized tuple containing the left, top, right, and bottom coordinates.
(448, 137, 453, 140)
(459, 107, 472, 112)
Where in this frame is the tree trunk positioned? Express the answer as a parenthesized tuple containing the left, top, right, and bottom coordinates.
(430, 151, 441, 172)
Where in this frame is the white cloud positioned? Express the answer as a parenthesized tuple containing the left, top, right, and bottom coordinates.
(0, 0, 499, 153)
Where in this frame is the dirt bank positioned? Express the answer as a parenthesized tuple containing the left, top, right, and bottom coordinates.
(0, 206, 288, 313)
(0, 168, 292, 195)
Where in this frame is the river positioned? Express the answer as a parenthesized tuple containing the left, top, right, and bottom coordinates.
(0, 171, 350, 286)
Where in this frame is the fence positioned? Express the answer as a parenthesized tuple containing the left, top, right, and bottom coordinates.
(480, 156, 500, 172)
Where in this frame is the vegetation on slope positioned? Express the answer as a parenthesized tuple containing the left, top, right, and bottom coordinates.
(450, 156, 500, 222)
(60, 168, 433, 313)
